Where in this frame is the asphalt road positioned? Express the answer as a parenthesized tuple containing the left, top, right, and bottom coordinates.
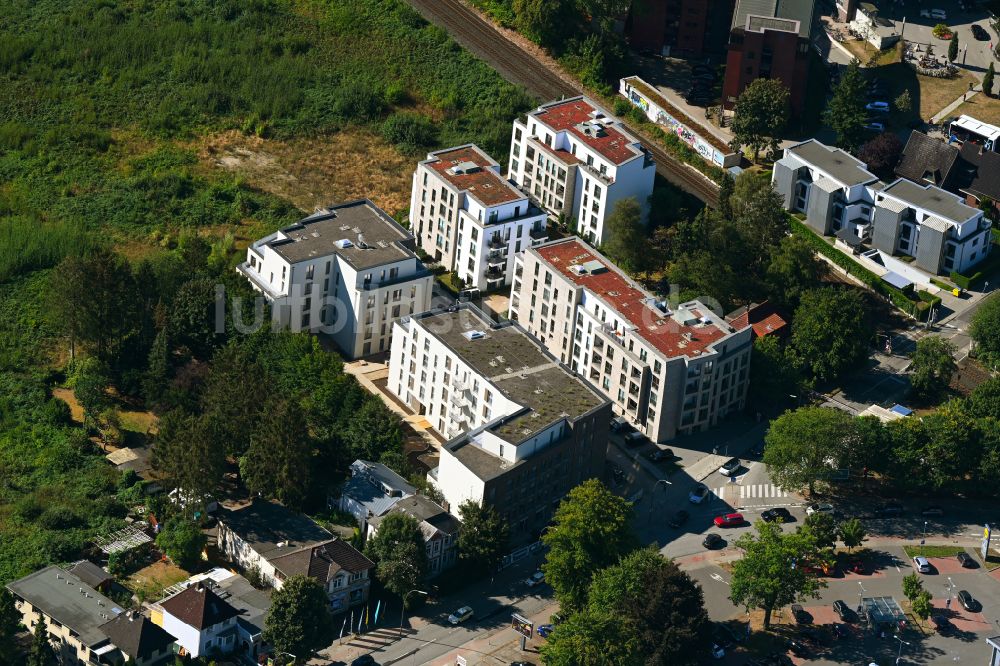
(404, 0, 721, 206)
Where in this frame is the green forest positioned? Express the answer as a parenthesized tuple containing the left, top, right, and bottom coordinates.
(0, 0, 535, 585)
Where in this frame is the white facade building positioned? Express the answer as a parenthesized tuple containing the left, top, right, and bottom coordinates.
(388, 305, 611, 540)
(507, 97, 655, 245)
(155, 584, 238, 659)
(509, 238, 753, 443)
(238, 199, 433, 358)
(410, 144, 548, 291)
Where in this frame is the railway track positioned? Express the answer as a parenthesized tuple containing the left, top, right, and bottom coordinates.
(405, 0, 721, 206)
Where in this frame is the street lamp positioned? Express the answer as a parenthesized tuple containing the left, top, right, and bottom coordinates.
(399, 589, 428, 638)
(893, 635, 910, 664)
(646, 479, 673, 524)
(858, 582, 867, 615)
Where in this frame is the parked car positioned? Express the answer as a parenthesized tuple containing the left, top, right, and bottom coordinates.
(703, 533, 724, 549)
(448, 606, 474, 624)
(713, 623, 744, 647)
(647, 448, 673, 462)
(525, 570, 544, 587)
(863, 122, 885, 132)
(719, 457, 741, 476)
(957, 551, 976, 568)
(833, 600, 851, 621)
(711, 643, 726, 659)
(610, 416, 630, 432)
(351, 656, 379, 666)
(761, 508, 792, 523)
(832, 623, 848, 640)
(537, 624, 554, 638)
(913, 556, 932, 573)
(790, 604, 809, 624)
(689, 484, 711, 504)
(958, 590, 979, 611)
(805, 503, 834, 516)
(714, 512, 745, 527)
(921, 506, 944, 516)
(624, 431, 646, 447)
(866, 101, 890, 112)
(972, 24, 990, 41)
(920, 8, 946, 19)
(749, 441, 765, 457)
(668, 510, 690, 528)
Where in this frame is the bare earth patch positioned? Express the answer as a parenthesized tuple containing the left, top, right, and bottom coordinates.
(127, 559, 191, 601)
(197, 129, 414, 216)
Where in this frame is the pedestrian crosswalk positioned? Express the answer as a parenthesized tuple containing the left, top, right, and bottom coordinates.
(713, 484, 790, 501)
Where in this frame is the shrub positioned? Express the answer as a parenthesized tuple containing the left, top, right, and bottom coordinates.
(380, 112, 437, 154)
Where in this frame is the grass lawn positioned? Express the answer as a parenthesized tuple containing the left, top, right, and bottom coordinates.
(953, 93, 1000, 125)
(873, 63, 978, 126)
(126, 559, 191, 602)
(902, 544, 966, 558)
(436, 271, 464, 296)
(842, 40, 902, 66)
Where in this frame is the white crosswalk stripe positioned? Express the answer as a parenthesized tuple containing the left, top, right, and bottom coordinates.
(739, 484, 788, 500)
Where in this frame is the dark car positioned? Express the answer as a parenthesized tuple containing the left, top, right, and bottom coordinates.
(875, 503, 904, 517)
(921, 505, 944, 516)
(762, 508, 792, 523)
(957, 551, 976, 568)
(958, 590, 979, 611)
(790, 604, 810, 624)
(713, 622, 744, 647)
(972, 24, 990, 41)
(833, 600, 850, 621)
(749, 441, 765, 457)
(703, 533, 724, 549)
(624, 431, 647, 447)
(351, 656, 379, 666)
(647, 448, 673, 462)
(668, 510, 690, 528)
(832, 623, 848, 640)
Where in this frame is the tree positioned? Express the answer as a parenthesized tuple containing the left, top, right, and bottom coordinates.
(457, 500, 510, 577)
(240, 400, 313, 510)
(343, 398, 404, 470)
(600, 198, 647, 274)
(27, 621, 55, 666)
(717, 171, 735, 220)
(730, 78, 790, 161)
(151, 409, 225, 510)
(766, 235, 823, 310)
(749, 336, 803, 414)
(729, 171, 789, 259)
(971, 293, 1000, 362)
(0, 589, 21, 662)
(264, 575, 334, 660)
(542, 479, 638, 611)
(910, 336, 956, 400)
(966, 376, 1000, 419)
(803, 512, 837, 550)
(537, 608, 637, 665)
(366, 513, 428, 601)
(791, 288, 871, 382)
(949, 33, 959, 62)
(901, 573, 924, 602)
(764, 407, 853, 495)
(729, 521, 824, 628)
(857, 132, 904, 179)
(894, 89, 912, 114)
(838, 518, 867, 552)
(985, 62, 996, 97)
(169, 277, 225, 359)
(512, 0, 578, 46)
(824, 60, 868, 150)
(912, 589, 933, 620)
(73, 363, 111, 429)
(156, 517, 207, 570)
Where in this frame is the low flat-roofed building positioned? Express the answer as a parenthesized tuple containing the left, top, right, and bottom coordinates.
(388, 304, 611, 540)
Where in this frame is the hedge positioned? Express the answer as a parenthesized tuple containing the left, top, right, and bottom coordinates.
(788, 216, 926, 319)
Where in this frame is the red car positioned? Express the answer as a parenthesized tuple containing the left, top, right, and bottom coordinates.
(713, 513, 745, 527)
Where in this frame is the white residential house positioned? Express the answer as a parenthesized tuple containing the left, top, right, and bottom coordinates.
(509, 238, 753, 443)
(507, 96, 655, 245)
(153, 584, 238, 659)
(410, 144, 548, 291)
(217, 500, 373, 613)
(388, 304, 611, 541)
(238, 199, 434, 358)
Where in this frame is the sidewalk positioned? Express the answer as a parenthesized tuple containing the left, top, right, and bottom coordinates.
(932, 86, 981, 124)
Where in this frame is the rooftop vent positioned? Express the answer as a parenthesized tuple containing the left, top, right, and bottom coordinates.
(569, 265, 587, 276)
(357, 233, 369, 249)
(462, 330, 487, 341)
(448, 160, 481, 175)
(582, 260, 606, 274)
(335, 239, 354, 249)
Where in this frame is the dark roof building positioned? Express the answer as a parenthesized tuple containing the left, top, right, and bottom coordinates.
(895, 131, 961, 188)
(725, 301, 788, 339)
(956, 142, 1000, 205)
(159, 584, 239, 630)
(99, 612, 176, 663)
(66, 560, 113, 591)
(269, 539, 375, 586)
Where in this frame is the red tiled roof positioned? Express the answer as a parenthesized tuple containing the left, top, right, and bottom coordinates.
(532, 98, 640, 166)
(159, 584, 238, 630)
(427, 146, 525, 206)
(535, 239, 741, 358)
(727, 302, 788, 339)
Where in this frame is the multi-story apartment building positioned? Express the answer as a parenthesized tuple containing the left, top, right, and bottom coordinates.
(388, 304, 611, 540)
(507, 97, 656, 245)
(626, 0, 736, 57)
(509, 238, 753, 443)
(410, 144, 548, 291)
(238, 199, 433, 358)
(723, 0, 816, 115)
(774, 139, 993, 275)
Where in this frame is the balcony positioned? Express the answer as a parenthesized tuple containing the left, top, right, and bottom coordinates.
(488, 236, 505, 249)
(486, 267, 505, 280)
(487, 254, 506, 268)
